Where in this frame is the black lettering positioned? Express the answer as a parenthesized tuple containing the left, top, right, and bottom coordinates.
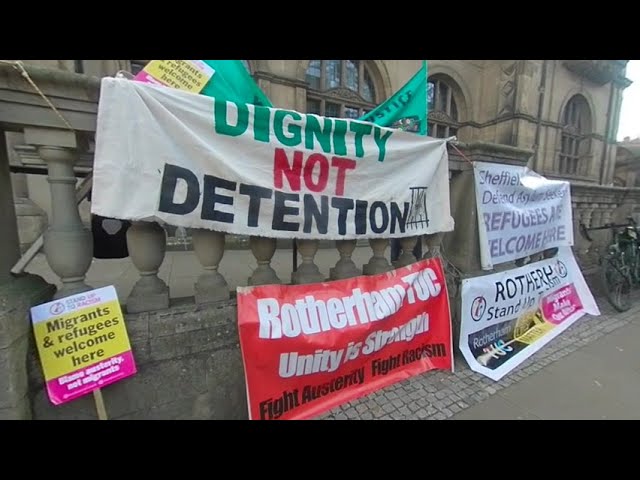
(239, 184, 273, 227)
(303, 194, 329, 234)
(390, 202, 410, 234)
(331, 197, 355, 235)
(158, 164, 200, 215)
(201, 175, 236, 223)
(495, 281, 505, 302)
(355, 200, 368, 235)
(369, 201, 389, 234)
(272, 191, 300, 231)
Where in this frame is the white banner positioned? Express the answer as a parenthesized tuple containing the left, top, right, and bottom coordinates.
(474, 161, 574, 270)
(91, 78, 454, 240)
(459, 247, 600, 381)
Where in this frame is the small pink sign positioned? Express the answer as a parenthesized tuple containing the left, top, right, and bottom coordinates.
(541, 284, 584, 325)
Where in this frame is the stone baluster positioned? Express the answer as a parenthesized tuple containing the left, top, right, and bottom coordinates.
(248, 236, 281, 286)
(363, 239, 392, 275)
(602, 205, 615, 226)
(292, 239, 324, 284)
(330, 240, 360, 280)
(424, 233, 443, 259)
(580, 203, 594, 229)
(38, 145, 93, 299)
(590, 204, 603, 229)
(192, 229, 228, 304)
(126, 221, 170, 313)
(394, 236, 418, 267)
(577, 203, 595, 257)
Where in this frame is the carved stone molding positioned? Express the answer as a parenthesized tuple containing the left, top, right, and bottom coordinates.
(325, 87, 365, 102)
(499, 61, 517, 116)
(428, 110, 456, 125)
(563, 60, 626, 86)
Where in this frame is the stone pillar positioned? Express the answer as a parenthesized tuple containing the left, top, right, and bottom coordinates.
(192, 229, 228, 304)
(394, 236, 418, 267)
(441, 168, 482, 273)
(248, 236, 281, 286)
(126, 221, 169, 313)
(330, 240, 360, 280)
(0, 274, 56, 419)
(363, 239, 392, 275)
(38, 146, 93, 299)
(0, 132, 20, 283)
(292, 240, 324, 284)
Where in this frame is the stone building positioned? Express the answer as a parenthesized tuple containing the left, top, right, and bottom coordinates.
(0, 59, 635, 420)
(614, 137, 640, 187)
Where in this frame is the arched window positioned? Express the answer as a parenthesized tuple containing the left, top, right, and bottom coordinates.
(427, 75, 460, 139)
(305, 60, 378, 118)
(559, 94, 592, 176)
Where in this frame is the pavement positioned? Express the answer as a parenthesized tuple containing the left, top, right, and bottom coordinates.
(25, 248, 640, 420)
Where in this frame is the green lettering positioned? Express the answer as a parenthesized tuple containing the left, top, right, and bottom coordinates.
(253, 105, 271, 143)
(349, 122, 372, 158)
(374, 128, 393, 162)
(214, 99, 249, 137)
(274, 110, 302, 147)
(305, 116, 333, 153)
(332, 120, 348, 156)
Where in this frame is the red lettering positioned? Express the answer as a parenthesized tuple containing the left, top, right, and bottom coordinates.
(273, 149, 357, 195)
(273, 148, 302, 191)
(303, 154, 329, 192)
(330, 157, 356, 196)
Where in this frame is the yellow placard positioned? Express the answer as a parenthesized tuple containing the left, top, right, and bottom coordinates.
(142, 60, 212, 93)
(32, 299, 132, 380)
(516, 321, 555, 345)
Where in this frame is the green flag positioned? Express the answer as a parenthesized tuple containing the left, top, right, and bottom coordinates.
(201, 60, 273, 107)
(359, 61, 428, 135)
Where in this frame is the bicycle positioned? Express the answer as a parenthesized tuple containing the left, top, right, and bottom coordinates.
(580, 217, 640, 312)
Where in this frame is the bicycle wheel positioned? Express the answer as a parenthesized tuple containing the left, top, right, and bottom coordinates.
(600, 253, 632, 312)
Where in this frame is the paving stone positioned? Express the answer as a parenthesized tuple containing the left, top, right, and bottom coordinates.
(416, 409, 428, 419)
(398, 406, 411, 416)
(382, 403, 396, 414)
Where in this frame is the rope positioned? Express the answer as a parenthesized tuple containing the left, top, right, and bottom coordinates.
(448, 141, 474, 167)
(0, 60, 76, 132)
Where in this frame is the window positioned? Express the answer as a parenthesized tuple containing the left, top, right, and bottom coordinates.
(427, 76, 460, 139)
(305, 60, 377, 118)
(559, 94, 592, 176)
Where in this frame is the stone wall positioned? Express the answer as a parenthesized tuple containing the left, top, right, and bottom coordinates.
(28, 298, 248, 420)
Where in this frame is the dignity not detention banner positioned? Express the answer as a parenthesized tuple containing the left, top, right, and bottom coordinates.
(91, 78, 454, 241)
(237, 258, 454, 420)
(459, 247, 599, 381)
(474, 161, 574, 270)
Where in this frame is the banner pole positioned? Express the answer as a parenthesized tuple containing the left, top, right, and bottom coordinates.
(93, 388, 108, 420)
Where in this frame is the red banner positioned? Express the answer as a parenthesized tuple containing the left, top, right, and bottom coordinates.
(237, 258, 454, 420)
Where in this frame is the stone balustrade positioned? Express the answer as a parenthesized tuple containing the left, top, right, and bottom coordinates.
(11, 132, 640, 316)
